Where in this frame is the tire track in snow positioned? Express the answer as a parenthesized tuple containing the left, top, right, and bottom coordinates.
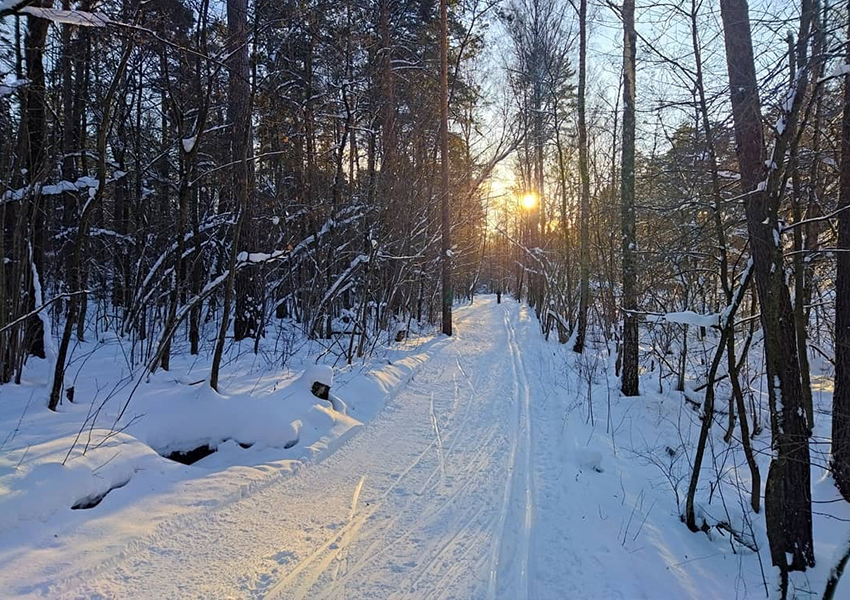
(398, 500, 490, 598)
(327, 475, 367, 598)
(269, 476, 369, 600)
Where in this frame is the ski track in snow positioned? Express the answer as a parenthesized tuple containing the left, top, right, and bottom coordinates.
(26, 299, 541, 599)
(2, 297, 769, 599)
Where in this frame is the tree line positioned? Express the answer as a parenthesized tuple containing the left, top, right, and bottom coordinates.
(1, 0, 509, 395)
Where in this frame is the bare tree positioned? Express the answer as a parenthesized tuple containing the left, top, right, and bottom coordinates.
(620, 0, 638, 397)
(833, 0, 850, 502)
(441, 0, 453, 336)
(573, 0, 590, 354)
(719, 0, 814, 580)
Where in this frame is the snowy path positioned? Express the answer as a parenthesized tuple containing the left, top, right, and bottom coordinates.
(254, 298, 547, 600)
(4, 297, 762, 599)
(42, 298, 548, 599)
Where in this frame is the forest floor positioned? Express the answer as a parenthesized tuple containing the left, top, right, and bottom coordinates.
(0, 296, 847, 599)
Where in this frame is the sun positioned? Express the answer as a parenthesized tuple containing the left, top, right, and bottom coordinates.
(521, 192, 538, 210)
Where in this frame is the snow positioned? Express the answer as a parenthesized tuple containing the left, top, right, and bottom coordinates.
(0, 367, 360, 534)
(0, 0, 22, 12)
(575, 444, 603, 472)
(774, 375, 783, 421)
(28, 243, 56, 392)
(181, 135, 198, 154)
(237, 251, 275, 263)
(0, 75, 27, 99)
(2, 175, 103, 203)
(660, 310, 719, 328)
(18, 6, 109, 27)
(0, 297, 847, 598)
(300, 364, 334, 388)
(781, 70, 801, 113)
(821, 63, 850, 83)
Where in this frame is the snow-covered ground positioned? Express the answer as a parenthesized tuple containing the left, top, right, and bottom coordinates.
(0, 296, 848, 598)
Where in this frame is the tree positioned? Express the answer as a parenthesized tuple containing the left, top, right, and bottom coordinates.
(441, 0, 453, 336)
(230, 0, 260, 343)
(719, 0, 814, 579)
(620, 0, 638, 397)
(573, 0, 590, 354)
(211, 0, 252, 390)
(687, 0, 759, 514)
(833, 0, 850, 501)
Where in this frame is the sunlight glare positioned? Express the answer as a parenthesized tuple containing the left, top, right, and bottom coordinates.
(521, 192, 538, 210)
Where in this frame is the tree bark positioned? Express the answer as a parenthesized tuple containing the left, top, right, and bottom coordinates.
(719, 0, 814, 574)
(620, 0, 638, 397)
(17, 12, 49, 361)
(440, 0, 452, 336)
(574, 0, 590, 354)
(832, 0, 850, 502)
(230, 0, 259, 342)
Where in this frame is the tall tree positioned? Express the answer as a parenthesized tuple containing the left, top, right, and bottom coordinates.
(620, 0, 639, 396)
(833, 0, 850, 501)
(14, 11, 49, 367)
(573, 0, 590, 353)
(441, 0, 453, 336)
(211, 0, 252, 389)
(719, 0, 814, 578)
(687, 0, 759, 513)
(231, 0, 259, 343)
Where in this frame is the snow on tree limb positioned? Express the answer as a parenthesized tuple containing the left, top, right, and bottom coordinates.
(17, 6, 109, 26)
(1, 2, 109, 25)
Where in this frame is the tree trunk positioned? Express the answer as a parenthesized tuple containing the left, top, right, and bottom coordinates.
(719, 0, 814, 574)
(690, 0, 760, 511)
(16, 13, 49, 361)
(574, 0, 590, 354)
(440, 0, 452, 336)
(832, 0, 850, 502)
(620, 0, 638, 397)
(230, 0, 259, 342)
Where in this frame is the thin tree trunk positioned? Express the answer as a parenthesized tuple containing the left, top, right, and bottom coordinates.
(787, 34, 815, 433)
(620, 0, 638, 397)
(690, 0, 759, 508)
(16, 12, 49, 361)
(440, 0, 452, 336)
(231, 0, 259, 343)
(574, 0, 590, 354)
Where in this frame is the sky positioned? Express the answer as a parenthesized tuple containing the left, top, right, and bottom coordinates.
(471, 0, 813, 213)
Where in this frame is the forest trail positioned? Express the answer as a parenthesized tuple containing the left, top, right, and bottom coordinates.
(43, 297, 595, 600)
(20, 297, 747, 600)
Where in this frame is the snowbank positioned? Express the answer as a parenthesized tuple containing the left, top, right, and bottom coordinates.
(0, 326, 437, 549)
